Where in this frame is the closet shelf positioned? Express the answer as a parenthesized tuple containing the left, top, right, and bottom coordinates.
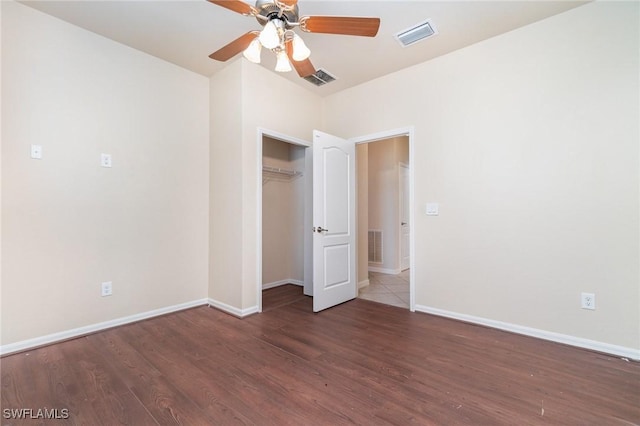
(262, 165, 303, 183)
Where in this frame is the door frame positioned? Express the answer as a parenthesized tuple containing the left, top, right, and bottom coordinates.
(256, 128, 312, 313)
(350, 127, 416, 312)
(399, 162, 410, 271)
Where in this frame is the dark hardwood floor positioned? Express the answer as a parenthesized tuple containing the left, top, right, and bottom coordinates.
(2, 285, 639, 425)
(262, 284, 308, 312)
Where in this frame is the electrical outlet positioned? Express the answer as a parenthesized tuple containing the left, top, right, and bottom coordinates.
(581, 292, 595, 310)
(101, 281, 113, 297)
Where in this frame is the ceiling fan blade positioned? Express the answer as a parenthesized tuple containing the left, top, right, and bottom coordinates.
(279, 0, 298, 6)
(301, 16, 380, 37)
(286, 41, 316, 78)
(207, 0, 256, 16)
(209, 32, 257, 62)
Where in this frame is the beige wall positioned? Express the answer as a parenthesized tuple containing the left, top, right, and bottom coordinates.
(262, 137, 305, 286)
(238, 62, 322, 309)
(324, 2, 639, 350)
(2, 2, 210, 345)
(209, 61, 243, 308)
(208, 61, 322, 311)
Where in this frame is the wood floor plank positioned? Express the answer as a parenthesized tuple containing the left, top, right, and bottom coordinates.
(58, 338, 157, 426)
(128, 319, 260, 425)
(120, 321, 256, 425)
(262, 284, 308, 312)
(1, 350, 57, 421)
(1, 345, 107, 425)
(2, 286, 639, 425)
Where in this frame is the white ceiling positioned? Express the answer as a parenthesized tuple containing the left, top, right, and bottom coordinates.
(20, 0, 588, 96)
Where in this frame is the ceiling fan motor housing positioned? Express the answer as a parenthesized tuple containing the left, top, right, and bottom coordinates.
(255, 0, 299, 28)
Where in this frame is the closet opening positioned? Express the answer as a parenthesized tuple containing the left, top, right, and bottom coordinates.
(257, 130, 312, 313)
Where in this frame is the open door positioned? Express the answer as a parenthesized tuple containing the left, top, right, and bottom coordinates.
(312, 130, 356, 312)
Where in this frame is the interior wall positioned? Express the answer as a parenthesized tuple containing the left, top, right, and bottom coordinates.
(238, 62, 323, 309)
(262, 137, 304, 286)
(322, 2, 640, 351)
(1, 1, 210, 345)
(209, 60, 244, 308)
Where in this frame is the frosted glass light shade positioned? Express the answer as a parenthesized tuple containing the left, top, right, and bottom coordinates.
(243, 38, 262, 63)
(259, 20, 280, 49)
(292, 34, 311, 61)
(275, 50, 292, 72)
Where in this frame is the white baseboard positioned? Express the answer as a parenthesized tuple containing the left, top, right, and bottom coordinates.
(368, 266, 402, 275)
(262, 279, 303, 290)
(358, 279, 370, 289)
(0, 298, 209, 356)
(207, 298, 259, 318)
(414, 304, 640, 361)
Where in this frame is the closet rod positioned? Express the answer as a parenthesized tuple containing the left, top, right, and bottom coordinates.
(262, 165, 302, 177)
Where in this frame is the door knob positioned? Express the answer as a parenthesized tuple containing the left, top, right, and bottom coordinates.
(316, 227, 329, 233)
(401, 222, 407, 225)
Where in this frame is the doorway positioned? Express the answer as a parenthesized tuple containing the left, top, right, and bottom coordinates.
(352, 129, 415, 311)
(256, 129, 312, 313)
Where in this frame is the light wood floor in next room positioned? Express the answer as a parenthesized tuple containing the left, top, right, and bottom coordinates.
(2, 284, 639, 425)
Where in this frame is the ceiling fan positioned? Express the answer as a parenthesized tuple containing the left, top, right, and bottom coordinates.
(207, 0, 381, 78)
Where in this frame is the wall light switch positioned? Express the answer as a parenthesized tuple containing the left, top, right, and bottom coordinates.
(100, 153, 112, 168)
(426, 202, 439, 216)
(31, 145, 43, 159)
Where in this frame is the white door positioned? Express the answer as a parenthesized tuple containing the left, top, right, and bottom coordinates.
(312, 130, 356, 312)
(400, 164, 410, 271)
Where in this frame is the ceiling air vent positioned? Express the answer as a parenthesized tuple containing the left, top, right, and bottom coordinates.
(303, 69, 337, 87)
(395, 19, 438, 47)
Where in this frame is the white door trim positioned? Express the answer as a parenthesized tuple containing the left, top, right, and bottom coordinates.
(256, 128, 311, 313)
(399, 162, 410, 271)
(350, 127, 416, 312)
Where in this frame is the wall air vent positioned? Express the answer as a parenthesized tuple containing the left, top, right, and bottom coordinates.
(368, 230, 383, 264)
(303, 69, 337, 87)
(395, 19, 438, 47)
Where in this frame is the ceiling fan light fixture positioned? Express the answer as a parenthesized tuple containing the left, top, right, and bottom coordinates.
(259, 19, 283, 49)
(243, 37, 262, 63)
(291, 33, 311, 61)
(207, 0, 380, 83)
(275, 50, 292, 72)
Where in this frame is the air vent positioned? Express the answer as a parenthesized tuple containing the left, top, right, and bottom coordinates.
(303, 69, 337, 86)
(395, 19, 438, 47)
(368, 230, 383, 264)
